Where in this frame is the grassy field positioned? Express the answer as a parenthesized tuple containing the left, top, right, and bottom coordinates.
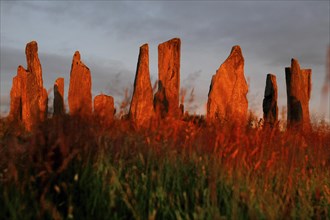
(0, 114, 329, 220)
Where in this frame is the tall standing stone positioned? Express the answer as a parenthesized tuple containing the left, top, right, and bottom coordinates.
(25, 41, 48, 122)
(8, 41, 47, 131)
(155, 38, 181, 118)
(94, 94, 115, 126)
(9, 75, 22, 122)
(53, 78, 65, 116)
(285, 58, 312, 130)
(263, 74, 278, 127)
(18, 65, 40, 130)
(207, 45, 248, 123)
(129, 44, 154, 127)
(68, 51, 92, 117)
(26, 41, 43, 89)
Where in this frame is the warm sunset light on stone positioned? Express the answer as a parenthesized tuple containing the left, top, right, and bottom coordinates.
(0, 2, 329, 219)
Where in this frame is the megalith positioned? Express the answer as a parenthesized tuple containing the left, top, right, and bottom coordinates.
(53, 78, 65, 116)
(207, 45, 248, 123)
(9, 75, 22, 122)
(129, 44, 154, 128)
(94, 94, 115, 126)
(8, 41, 47, 131)
(68, 51, 92, 117)
(155, 38, 181, 118)
(285, 58, 311, 130)
(26, 41, 48, 122)
(262, 74, 278, 127)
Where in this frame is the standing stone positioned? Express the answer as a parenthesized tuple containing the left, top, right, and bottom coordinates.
(26, 41, 43, 89)
(53, 78, 65, 116)
(40, 88, 48, 121)
(207, 45, 248, 123)
(19, 65, 40, 130)
(129, 44, 154, 127)
(9, 75, 22, 122)
(285, 58, 312, 130)
(25, 41, 48, 122)
(8, 41, 47, 131)
(262, 74, 278, 127)
(68, 51, 92, 117)
(8, 65, 40, 131)
(155, 38, 181, 118)
(94, 94, 115, 126)
(153, 81, 168, 119)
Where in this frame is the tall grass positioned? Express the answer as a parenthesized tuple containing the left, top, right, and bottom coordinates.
(0, 115, 329, 219)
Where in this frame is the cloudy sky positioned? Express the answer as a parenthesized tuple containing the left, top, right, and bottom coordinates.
(1, 1, 329, 120)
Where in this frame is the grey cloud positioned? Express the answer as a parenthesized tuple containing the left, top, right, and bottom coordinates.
(1, 1, 329, 118)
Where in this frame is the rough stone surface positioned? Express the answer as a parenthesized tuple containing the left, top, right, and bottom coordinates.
(94, 94, 115, 126)
(8, 41, 47, 131)
(207, 45, 248, 123)
(129, 44, 154, 127)
(9, 75, 22, 122)
(263, 74, 278, 126)
(26, 41, 43, 89)
(9, 76, 22, 121)
(156, 38, 181, 118)
(26, 41, 48, 121)
(68, 51, 92, 117)
(53, 78, 65, 116)
(154, 81, 168, 119)
(285, 58, 312, 130)
(17, 65, 40, 130)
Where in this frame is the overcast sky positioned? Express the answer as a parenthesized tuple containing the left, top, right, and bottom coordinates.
(1, 1, 329, 120)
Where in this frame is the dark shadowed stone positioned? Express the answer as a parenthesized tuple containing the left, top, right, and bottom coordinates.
(129, 44, 154, 128)
(68, 51, 92, 117)
(53, 78, 65, 116)
(207, 45, 248, 123)
(156, 38, 181, 118)
(263, 74, 278, 127)
(153, 81, 168, 119)
(285, 58, 312, 131)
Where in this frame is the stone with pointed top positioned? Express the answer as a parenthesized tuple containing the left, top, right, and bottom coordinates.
(263, 74, 278, 127)
(207, 45, 248, 123)
(129, 44, 154, 128)
(68, 51, 92, 117)
(285, 58, 312, 130)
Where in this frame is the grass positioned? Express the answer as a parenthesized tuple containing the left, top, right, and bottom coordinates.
(0, 114, 329, 220)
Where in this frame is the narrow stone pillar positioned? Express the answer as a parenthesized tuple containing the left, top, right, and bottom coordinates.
(129, 44, 154, 128)
(155, 38, 181, 118)
(262, 74, 278, 127)
(68, 51, 92, 118)
(53, 78, 65, 116)
(285, 58, 312, 130)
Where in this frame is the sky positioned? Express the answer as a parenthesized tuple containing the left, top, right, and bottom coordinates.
(1, 1, 329, 121)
